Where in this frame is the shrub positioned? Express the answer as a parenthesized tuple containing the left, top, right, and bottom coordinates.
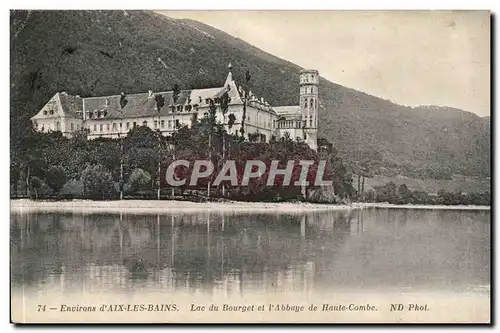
(81, 164, 115, 199)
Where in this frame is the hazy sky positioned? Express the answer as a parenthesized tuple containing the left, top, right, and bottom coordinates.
(161, 11, 490, 116)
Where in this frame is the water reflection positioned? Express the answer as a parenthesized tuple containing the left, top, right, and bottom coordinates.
(10, 208, 490, 296)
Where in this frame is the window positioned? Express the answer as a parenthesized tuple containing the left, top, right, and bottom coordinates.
(43, 110, 47, 115)
(194, 104, 199, 111)
(49, 110, 54, 115)
(304, 133, 307, 140)
(94, 124, 97, 132)
(112, 123, 117, 130)
(309, 99, 313, 108)
(154, 121, 158, 128)
(309, 119, 313, 127)
(143, 121, 147, 126)
(120, 123, 123, 129)
(99, 124, 103, 132)
(175, 119, 180, 128)
(185, 105, 192, 112)
(170, 106, 175, 112)
(133, 122, 137, 128)
(161, 120, 165, 128)
(168, 120, 172, 128)
(106, 124, 110, 131)
(304, 100, 307, 108)
(70, 123, 74, 131)
(77, 124, 80, 130)
(56, 121, 60, 131)
(205, 98, 210, 104)
(126, 122, 130, 129)
(177, 105, 183, 112)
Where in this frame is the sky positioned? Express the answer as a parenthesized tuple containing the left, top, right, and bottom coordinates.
(161, 10, 490, 117)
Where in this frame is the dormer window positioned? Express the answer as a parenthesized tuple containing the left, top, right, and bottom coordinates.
(193, 104, 199, 111)
(49, 110, 54, 115)
(170, 105, 175, 112)
(185, 105, 192, 112)
(177, 105, 183, 112)
(43, 110, 48, 116)
(205, 98, 210, 104)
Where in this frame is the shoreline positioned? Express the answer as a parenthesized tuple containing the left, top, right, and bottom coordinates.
(10, 199, 490, 214)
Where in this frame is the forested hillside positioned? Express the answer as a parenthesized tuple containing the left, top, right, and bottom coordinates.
(10, 10, 490, 179)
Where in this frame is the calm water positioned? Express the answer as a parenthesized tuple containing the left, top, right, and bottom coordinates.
(10, 208, 490, 296)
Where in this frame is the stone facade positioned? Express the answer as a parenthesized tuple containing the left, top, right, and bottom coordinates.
(31, 66, 320, 150)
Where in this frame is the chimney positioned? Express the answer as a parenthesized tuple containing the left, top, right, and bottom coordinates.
(261, 97, 264, 103)
(148, 90, 153, 98)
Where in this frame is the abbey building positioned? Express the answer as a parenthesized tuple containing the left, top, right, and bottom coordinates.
(30, 65, 320, 150)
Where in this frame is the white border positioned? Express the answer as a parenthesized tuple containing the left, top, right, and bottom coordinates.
(2, 1, 496, 331)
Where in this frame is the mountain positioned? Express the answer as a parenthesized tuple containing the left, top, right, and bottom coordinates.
(10, 10, 490, 179)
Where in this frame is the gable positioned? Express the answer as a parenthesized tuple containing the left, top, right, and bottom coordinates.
(31, 93, 63, 120)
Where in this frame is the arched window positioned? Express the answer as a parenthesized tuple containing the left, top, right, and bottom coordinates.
(304, 99, 307, 108)
(309, 98, 313, 108)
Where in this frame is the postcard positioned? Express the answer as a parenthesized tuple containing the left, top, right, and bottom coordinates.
(10, 10, 491, 324)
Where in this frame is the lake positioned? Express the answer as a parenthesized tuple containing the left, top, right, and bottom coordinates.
(10, 207, 491, 323)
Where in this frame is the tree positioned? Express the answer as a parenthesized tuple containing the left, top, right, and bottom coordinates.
(155, 93, 165, 200)
(126, 168, 151, 194)
(219, 91, 231, 197)
(118, 92, 128, 200)
(239, 70, 251, 138)
(81, 164, 114, 199)
(29, 176, 42, 199)
(171, 83, 181, 197)
(45, 165, 67, 195)
(227, 113, 236, 130)
(397, 183, 411, 202)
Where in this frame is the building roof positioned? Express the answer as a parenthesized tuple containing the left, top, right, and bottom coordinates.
(274, 105, 300, 116)
(33, 70, 280, 121)
(57, 92, 83, 118)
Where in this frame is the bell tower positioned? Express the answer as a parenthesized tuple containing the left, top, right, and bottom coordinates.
(299, 69, 319, 150)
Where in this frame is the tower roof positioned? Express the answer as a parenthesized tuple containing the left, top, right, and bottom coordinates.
(300, 69, 319, 74)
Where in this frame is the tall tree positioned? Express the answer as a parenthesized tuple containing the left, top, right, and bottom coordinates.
(45, 165, 67, 196)
(239, 70, 251, 139)
(171, 83, 180, 197)
(206, 98, 218, 197)
(118, 92, 128, 200)
(155, 93, 165, 200)
(219, 90, 231, 197)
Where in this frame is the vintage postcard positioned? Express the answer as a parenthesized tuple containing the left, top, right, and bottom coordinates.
(10, 10, 491, 324)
